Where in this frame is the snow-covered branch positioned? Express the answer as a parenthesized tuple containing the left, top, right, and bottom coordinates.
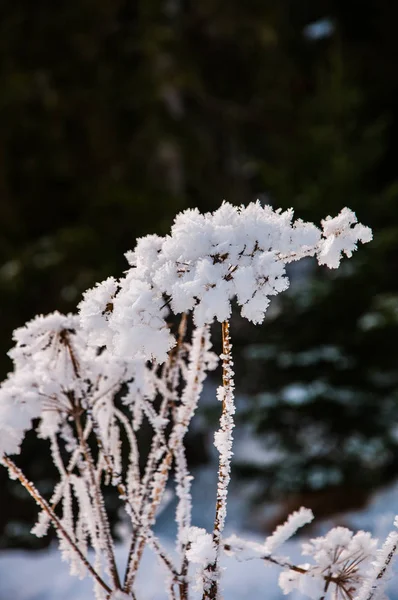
(0, 201, 380, 600)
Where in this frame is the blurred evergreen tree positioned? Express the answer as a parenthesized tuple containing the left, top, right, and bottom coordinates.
(231, 34, 398, 510)
(1, 0, 398, 544)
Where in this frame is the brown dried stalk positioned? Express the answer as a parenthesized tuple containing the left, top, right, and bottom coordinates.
(74, 411, 121, 590)
(223, 542, 364, 600)
(2, 455, 112, 596)
(60, 331, 121, 590)
(124, 450, 174, 593)
(124, 321, 208, 595)
(203, 320, 235, 600)
(123, 314, 188, 587)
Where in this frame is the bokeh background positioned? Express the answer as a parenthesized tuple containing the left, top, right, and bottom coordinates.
(1, 0, 398, 550)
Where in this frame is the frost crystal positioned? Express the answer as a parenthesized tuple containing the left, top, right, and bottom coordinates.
(279, 527, 378, 599)
(355, 526, 398, 600)
(265, 507, 314, 553)
(318, 207, 372, 269)
(79, 202, 372, 362)
(186, 527, 217, 567)
(0, 311, 158, 456)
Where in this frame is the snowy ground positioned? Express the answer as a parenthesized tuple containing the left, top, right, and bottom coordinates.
(1, 467, 398, 600)
(0, 540, 285, 600)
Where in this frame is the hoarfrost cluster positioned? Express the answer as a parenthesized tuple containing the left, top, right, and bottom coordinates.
(0, 201, 392, 600)
(79, 202, 372, 362)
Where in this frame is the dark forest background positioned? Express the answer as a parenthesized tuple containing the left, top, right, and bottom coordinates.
(1, 0, 398, 548)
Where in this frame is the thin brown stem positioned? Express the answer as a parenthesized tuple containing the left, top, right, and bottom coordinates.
(319, 575, 332, 600)
(151, 535, 181, 582)
(2, 456, 111, 596)
(223, 542, 344, 593)
(123, 314, 191, 593)
(169, 581, 178, 600)
(48, 421, 92, 512)
(74, 413, 121, 591)
(124, 450, 174, 593)
(203, 320, 235, 600)
(108, 458, 180, 587)
(360, 537, 398, 600)
(179, 543, 190, 600)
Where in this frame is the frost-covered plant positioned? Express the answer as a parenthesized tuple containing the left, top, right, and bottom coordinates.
(1, 201, 393, 600)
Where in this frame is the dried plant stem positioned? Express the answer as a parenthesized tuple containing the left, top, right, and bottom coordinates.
(263, 555, 342, 588)
(319, 577, 331, 600)
(223, 542, 352, 595)
(114, 408, 141, 494)
(170, 315, 195, 595)
(112, 452, 180, 585)
(140, 313, 188, 498)
(111, 408, 182, 587)
(203, 320, 235, 600)
(178, 544, 190, 600)
(123, 315, 188, 583)
(214, 320, 235, 538)
(174, 444, 191, 600)
(124, 325, 209, 594)
(74, 413, 121, 591)
(124, 450, 174, 593)
(357, 532, 398, 600)
(30, 423, 93, 538)
(50, 421, 92, 510)
(150, 534, 181, 581)
(122, 397, 172, 588)
(2, 455, 112, 596)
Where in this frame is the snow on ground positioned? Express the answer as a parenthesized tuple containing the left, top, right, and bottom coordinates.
(0, 541, 284, 600)
(2, 470, 398, 599)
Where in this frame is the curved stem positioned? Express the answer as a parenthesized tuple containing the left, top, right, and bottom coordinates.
(74, 413, 121, 590)
(124, 323, 209, 595)
(2, 455, 112, 596)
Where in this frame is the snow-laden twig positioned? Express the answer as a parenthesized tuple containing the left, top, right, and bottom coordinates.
(32, 420, 92, 538)
(124, 325, 214, 594)
(1, 455, 112, 596)
(78, 203, 371, 363)
(224, 527, 379, 600)
(264, 507, 314, 553)
(202, 320, 235, 600)
(355, 527, 398, 600)
(0, 201, 374, 600)
(74, 406, 121, 590)
(121, 314, 188, 591)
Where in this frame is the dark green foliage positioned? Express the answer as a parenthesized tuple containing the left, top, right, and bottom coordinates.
(231, 34, 398, 501)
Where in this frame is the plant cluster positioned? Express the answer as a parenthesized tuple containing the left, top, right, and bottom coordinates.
(1, 202, 391, 600)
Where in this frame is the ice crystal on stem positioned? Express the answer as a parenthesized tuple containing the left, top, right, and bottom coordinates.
(355, 524, 398, 600)
(0, 201, 379, 600)
(279, 527, 378, 600)
(79, 202, 372, 361)
(265, 507, 314, 553)
(201, 320, 235, 600)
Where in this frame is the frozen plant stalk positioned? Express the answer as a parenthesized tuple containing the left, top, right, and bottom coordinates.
(0, 201, 386, 600)
(202, 321, 235, 600)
